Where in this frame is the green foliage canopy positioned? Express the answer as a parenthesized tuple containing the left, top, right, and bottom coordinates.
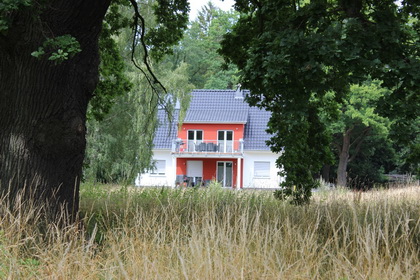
(221, 0, 420, 203)
(321, 80, 392, 187)
(168, 2, 239, 89)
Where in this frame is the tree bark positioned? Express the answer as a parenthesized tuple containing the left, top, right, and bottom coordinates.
(0, 1, 111, 222)
(336, 126, 372, 188)
(337, 129, 351, 187)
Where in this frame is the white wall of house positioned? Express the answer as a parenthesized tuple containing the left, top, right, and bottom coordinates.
(135, 150, 175, 187)
(136, 149, 284, 189)
(242, 150, 283, 188)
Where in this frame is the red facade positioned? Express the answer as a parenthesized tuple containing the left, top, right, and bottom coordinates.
(174, 123, 245, 188)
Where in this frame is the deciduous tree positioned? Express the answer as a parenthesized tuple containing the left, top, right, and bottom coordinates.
(220, 0, 419, 203)
(0, 0, 189, 221)
(169, 2, 239, 89)
(321, 81, 390, 187)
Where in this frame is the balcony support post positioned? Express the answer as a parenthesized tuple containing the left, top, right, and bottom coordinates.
(237, 158, 242, 189)
(171, 156, 177, 188)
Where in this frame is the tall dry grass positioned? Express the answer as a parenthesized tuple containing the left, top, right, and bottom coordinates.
(0, 183, 419, 279)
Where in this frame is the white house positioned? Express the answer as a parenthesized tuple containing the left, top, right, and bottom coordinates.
(136, 89, 284, 188)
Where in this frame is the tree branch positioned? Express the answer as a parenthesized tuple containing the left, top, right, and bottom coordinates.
(128, 0, 173, 122)
(349, 126, 371, 149)
(348, 126, 372, 163)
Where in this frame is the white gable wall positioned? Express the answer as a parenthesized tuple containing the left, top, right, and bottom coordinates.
(242, 150, 283, 188)
(135, 150, 175, 187)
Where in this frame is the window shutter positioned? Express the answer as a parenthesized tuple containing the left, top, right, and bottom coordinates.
(156, 160, 165, 175)
(254, 161, 270, 178)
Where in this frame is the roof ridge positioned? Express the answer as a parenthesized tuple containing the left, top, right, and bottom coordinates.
(188, 108, 248, 110)
(192, 89, 250, 93)
(192, 89, 235, 91)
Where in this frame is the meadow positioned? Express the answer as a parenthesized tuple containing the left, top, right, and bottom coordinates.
(0, 183, 419, 279)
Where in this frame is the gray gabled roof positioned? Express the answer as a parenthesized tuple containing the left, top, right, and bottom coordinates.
(184, 109, 249, 123)
(183, 89, 250, 122)
(153, 89, 272, 151)
(243, 107, 271, 150)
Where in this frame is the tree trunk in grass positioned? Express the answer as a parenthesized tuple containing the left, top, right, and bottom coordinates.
(0, 1, 111, 222)
(336, 126, 371, 188)
(337, 129, 351, 187)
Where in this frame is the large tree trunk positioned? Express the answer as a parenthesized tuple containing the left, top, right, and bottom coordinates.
(0, 1, 111, 222)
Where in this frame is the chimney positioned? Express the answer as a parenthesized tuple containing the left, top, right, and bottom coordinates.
(235, 83, 243, 99)
(175, 99, 181, 109)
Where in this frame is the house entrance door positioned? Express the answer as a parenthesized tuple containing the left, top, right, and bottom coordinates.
(217, 161, 233, 187)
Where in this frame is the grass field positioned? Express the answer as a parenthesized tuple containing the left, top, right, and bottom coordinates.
(0, 183, 419, 279)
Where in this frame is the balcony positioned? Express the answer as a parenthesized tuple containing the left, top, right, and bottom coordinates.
(172, 139, 244, 157)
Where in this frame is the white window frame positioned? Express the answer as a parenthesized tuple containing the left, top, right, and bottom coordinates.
(150, 160, 166, 176)
(187, 130, 204, 152)
(216, 161, 233, 187)
(217, 130, 234, 153)
(254, 161, 270, 178)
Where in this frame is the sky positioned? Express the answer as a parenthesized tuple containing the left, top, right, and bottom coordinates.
(189, 0, 236, 20)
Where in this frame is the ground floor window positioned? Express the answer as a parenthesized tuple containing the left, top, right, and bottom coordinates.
(254, 161, 270, 178)
(150, 160, 166, 175)
(217, 161, 233, 187)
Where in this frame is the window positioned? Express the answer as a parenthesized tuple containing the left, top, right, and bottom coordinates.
(188, 130, 203, 152)
(218, 130, 233, 152)
(254, 161, 270, 178)
(217, 161, 233, 187)
(150, 160, 166, 175)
